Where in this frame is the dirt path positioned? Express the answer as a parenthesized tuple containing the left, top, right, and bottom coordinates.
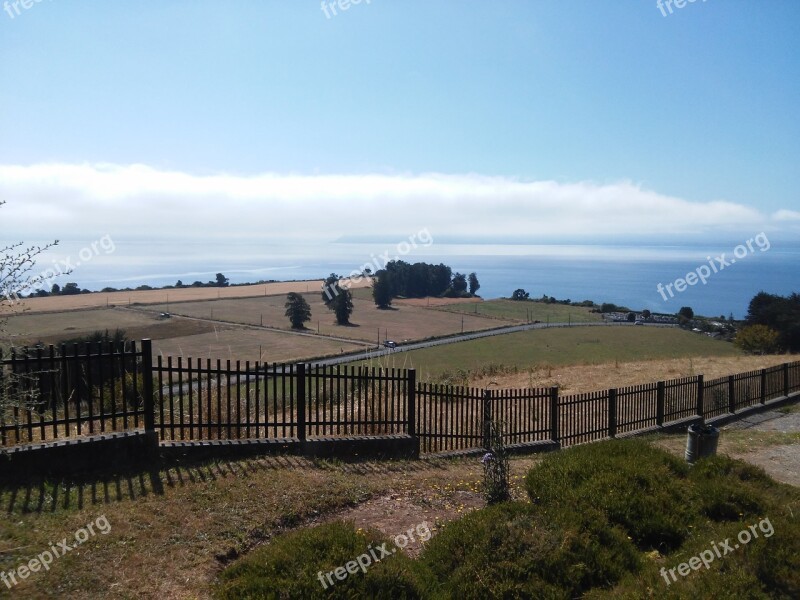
(720, 407, 800, 487)
(307, 456, 539, 557)
(653, 404, 800, 487)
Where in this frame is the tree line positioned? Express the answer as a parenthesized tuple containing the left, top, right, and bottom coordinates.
(285, 264, 480, 329)
(736, 291, 800, 354)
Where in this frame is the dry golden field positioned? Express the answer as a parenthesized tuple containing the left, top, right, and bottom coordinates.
(472, 354, 793, 394)
(0, 278, 370, 315)
(151, 327, 366, 363)
(147, 293, 512, 344)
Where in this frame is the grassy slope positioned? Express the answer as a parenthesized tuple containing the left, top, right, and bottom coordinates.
(437, 298, 602, 323)
(215, 439, 800, 599)
(359, 326, 742, 382)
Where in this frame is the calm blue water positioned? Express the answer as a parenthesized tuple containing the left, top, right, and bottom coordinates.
(38, 240, 799, 320)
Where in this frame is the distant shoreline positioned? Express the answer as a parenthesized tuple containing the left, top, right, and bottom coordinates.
(1, 279, 373, 315)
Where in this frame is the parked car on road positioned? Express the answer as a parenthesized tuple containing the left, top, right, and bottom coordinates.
(383, 340, 397, 349)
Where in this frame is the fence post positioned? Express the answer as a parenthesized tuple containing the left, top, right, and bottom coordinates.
(760, 368, 767, 404)
(728, 375, 736, 414)
(407, 369, 416, 438)
(549, 387, 559, 446)
(296, 363, 306, 441)
(141, 339, 155, 434)
(608, 388, 617, 438)
(656, 381, 665, 426)
(784, 363, 790, 398)
(696, 374, 704, 420)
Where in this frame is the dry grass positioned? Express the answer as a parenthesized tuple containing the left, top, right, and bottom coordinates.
(151, 327, 365, 363)
(3, 308, 230, 348)
(146, 294, 512, 344)
(1, 279, 370, 315)
(393, 296, 482, 307)
(0, 454, 537, 599)
(472, 354, 793, 393)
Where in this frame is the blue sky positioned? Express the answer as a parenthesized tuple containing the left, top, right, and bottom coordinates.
(1, 0, 799, 247)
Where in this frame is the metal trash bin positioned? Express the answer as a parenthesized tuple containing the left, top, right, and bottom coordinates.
(685, 423, 720, 463)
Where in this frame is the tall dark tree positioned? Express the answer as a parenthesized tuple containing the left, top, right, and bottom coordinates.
(372, 271, 393, 309)
(511, 289, 530, 301)
(321, 273, 353, 325)
(468, 272, 480, 296)
(745, 291, 800, 352)
(678, 306, 694, 320)
(284, 292, 312, 329)
(215, 273, 229, 287)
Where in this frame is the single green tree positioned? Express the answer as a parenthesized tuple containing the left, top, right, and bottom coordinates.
(511, 289, 530, 301)
(321, 273, 353, 325)
(284, 292, 312, 329)
(678, 306, 694, 320)
(734, 325, 780, 355)
(215, 273, 229, 287)
(372, 271, 393, 309)
(468, 272, 481, 296)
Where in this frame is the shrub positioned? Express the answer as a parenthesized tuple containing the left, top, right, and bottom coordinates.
(525, 439, 695, 552)
(214, 521, 431, 599)
(419, 501, 639, 598)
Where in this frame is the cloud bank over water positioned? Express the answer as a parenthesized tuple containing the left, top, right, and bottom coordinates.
(1, 163, 796, 244)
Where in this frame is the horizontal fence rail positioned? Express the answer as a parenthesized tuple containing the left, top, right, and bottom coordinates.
(2, 340, 798, 458)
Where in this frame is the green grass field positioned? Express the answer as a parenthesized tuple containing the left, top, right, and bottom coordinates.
(357, 326, 741, 381)
(437, 299, 601, 323)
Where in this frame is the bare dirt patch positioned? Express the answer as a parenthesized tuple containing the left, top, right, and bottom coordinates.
(309, 456, 539, 557)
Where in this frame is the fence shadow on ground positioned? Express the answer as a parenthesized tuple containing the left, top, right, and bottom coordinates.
(0, 452, 441, 515)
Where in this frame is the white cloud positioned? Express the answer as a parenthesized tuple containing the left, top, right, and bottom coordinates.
(772, 209, 800, 222)
(0, 163, 790, 243)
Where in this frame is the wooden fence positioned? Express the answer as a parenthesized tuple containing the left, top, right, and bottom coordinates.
(2, 340, 799, 456)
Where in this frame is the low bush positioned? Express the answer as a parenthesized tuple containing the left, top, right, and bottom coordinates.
(214, 521, 431, 599)
(525, 439, 695, 552)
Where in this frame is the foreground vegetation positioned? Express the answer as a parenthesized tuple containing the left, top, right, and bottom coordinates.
(217, 440, 800, 599)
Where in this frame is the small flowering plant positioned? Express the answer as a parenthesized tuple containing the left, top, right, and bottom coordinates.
(482, 421, 510, 504)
